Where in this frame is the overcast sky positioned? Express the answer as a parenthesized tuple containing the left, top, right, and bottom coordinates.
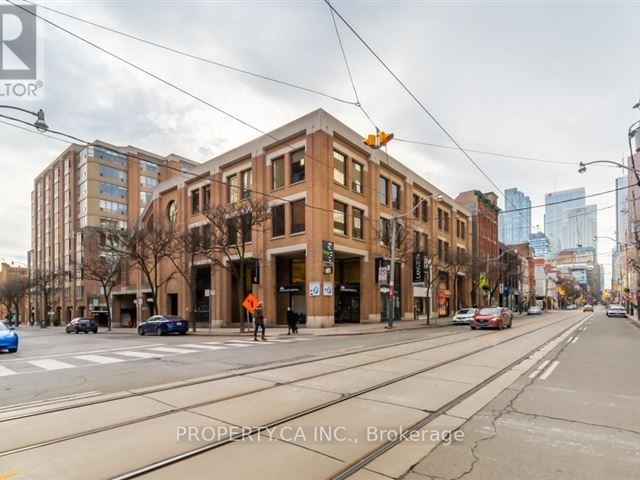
(2, 1, 639, 286)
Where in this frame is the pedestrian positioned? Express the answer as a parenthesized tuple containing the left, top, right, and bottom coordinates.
(287, 307, 298, 335)
(253, 301, 266, 341)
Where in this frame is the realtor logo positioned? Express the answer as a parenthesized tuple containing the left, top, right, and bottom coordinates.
(0, 4, 36, 79)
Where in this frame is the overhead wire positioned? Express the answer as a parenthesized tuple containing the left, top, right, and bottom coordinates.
(22, 0, 357, 106)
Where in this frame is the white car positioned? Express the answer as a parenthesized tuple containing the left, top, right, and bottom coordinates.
(453, 308, 478, 325)
(527, 306, 542, 315)
(607, 305, 627, 318)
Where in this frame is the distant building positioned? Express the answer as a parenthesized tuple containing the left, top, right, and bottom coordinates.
(616, 176, 629, 246)
(544, 187, 585, 252)
(529, 232, 551, 258)
(564, 204, 598, 251)
(499, 188, 531, 245)
(0, 262, 28, 323)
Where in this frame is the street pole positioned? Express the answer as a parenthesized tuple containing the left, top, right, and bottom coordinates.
(388, 217, 397, 328)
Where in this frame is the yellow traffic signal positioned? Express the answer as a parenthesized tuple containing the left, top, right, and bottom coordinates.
(379, 131, 394, 146)
(363, 134, 378, 149)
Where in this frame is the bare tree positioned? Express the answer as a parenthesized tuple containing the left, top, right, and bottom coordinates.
(31, 269, 60, 325)
(201, 199, 271, 333)
(421, 250, 442, 325)
(448, 248, 472, 312)
(0, 277, 29, 324)
(72, 228, 122, 331)
(167, 225, 210, 332)
(109, 222, 175, 316)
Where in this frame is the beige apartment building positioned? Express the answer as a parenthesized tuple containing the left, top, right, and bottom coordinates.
(120, 109, 472, 328)
(29, 141, 198, 324)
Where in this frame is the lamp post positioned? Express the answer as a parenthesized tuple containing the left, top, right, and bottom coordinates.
(0, 105, 48, 132)
(386, 193, 444, 328)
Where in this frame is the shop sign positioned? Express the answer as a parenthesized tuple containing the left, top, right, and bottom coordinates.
(278, 284, 303, 294)
(338, 284, 359, 294)
(412, 252, 425, 283)
(323, 282, 333, 296)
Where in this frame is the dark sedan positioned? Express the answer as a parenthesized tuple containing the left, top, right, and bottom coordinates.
(470, 307, 513, 330)
(66, 317, 98, 334)
(138, 315, 189, 336)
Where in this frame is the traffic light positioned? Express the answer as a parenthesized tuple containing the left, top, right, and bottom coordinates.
(363, 134, 378, 149)
(362, 131, 394, 149)
(378, 131, 394, 146)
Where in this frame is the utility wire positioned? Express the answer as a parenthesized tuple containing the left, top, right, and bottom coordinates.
(22, 0, 356, 106)
(324, 0, 538, 230)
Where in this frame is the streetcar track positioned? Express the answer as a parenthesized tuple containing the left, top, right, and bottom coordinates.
(108, 314, 587, 479)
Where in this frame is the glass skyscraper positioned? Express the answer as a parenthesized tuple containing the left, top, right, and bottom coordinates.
(544, 188, 585, 252)
(499, 187, 531, 245)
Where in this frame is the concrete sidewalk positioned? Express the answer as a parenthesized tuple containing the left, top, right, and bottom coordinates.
(25, 317, 455, 337)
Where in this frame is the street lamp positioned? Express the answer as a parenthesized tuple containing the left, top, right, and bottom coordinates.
(0, 105, 48, 132)
(386, 192, 444, 328)
(577, 160, 636, 175)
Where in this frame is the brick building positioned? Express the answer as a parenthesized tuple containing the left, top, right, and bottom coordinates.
(116, 109, 473, 328)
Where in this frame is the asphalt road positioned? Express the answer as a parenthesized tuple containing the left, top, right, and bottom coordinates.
(405, 308, 640, 480)
(0, 322, 472, 407)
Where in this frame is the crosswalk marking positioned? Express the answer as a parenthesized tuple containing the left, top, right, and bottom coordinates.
(0, 365, 16, 377)
(227, 340, 268, 346)
(145, 346, 200, 354)
(178, 344, 228, 351)
(27, 359, 75, 371)
(75, 355, 125, 364)
(114, 351, 164, 359)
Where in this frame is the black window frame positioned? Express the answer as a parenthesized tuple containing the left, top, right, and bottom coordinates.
(290, 149, 306, 184)
(379, 177, 389, 205)
(291, 199, 306, 234)
(352, 161, 363, 194)
(333, 200, 347, 235)
(391, 182, 401, 210)
(333, 150, 347, 186)
(352, 207, 364, 240)
(271, 204, 285, 237)
(272, 156, 285, 190)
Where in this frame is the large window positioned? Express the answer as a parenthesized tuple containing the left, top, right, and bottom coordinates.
(226, 219, 237, 246)
(291, 149, 305, 184)
(99, 199, 127, 215)
(140, 191, 152, 205)
(241, 169, 252, 200)
(352, 161, 363, 194)
(333, 150, 346, 186)
(438, 208, 449, 231)
(380, 218, 391, 246)
(379, 177, 389, 205)
(272, 204, 285, 237)
(241, 213, 252, 243)
(227, 174, 239, 203)
(272, 156, 284, 190)
(99, 165, 126, 182)
(291, 199, 305, 233)
(99, 182, 127, 199)
(140, 175, 158, 189)
(352, 208, 363, 240)
(203, 185, 211, 211)
(333, 201, 347, 235)
(438, 239, 450, 262)
(392, 182, 401, 210)
(191, 188, 200, 215)
(139, 159, 159, 174)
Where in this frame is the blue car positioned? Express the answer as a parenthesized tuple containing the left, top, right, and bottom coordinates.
(138, 315, 189, 336)
(0, 322, 19, 353)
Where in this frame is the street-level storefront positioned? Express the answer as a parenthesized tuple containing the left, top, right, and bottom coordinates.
(334, 258, 361, 323)
(378, 260, 401, 323)
(275, 256, 307, 325)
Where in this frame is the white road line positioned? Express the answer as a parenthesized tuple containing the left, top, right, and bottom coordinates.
(226, 341, 265, 346)
(528, 360, 550, 379)
(0, 343, 164, 365)
(566, 337, 574, 343)
(74, 355, 125, 364)
(202, 341, 223, 345)
(177, 344, 229, 351)
(145, 346, 200, 354)
(113, 351, 164, 359)
(0, 391, 100, 412)
(0, 365, 16, 377)
(539, 360, 560, 380)
(27, 359, 75, 371)
(571, 337, 579, 344)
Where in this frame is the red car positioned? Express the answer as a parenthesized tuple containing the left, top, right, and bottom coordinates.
(470, 307, 513, 330)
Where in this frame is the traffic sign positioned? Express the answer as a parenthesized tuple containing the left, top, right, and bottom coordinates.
(242, 293, 260, 313)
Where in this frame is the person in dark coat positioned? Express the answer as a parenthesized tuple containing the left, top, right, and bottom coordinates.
(253, 302, 266, 341)
(287, 307, 298, 335)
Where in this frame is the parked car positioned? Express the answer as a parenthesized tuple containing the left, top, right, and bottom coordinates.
(583, 305, 594, 312)
(527, 306, 542, 315)
(470, 307, 513, 330)
(66, 317, 98, 334)
(566, 304, 578, 310)
(453, 308, 478, 325)
(607, 305, 627, 318)
(138, 315, 189, 336)
(0, 321, 18, 353)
